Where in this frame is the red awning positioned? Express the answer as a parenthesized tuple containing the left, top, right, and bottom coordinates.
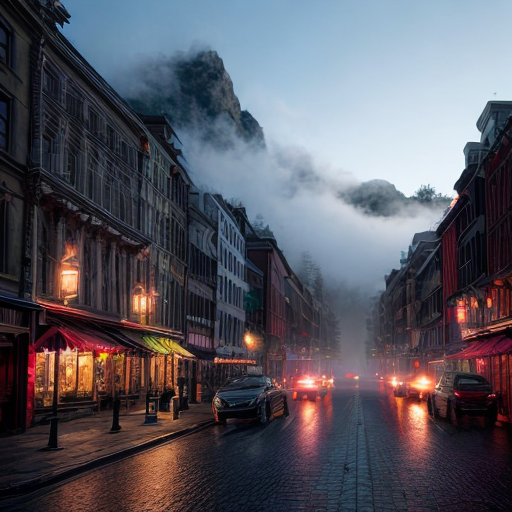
(33, 325, 125, 353)
(446, 335, 512, 359)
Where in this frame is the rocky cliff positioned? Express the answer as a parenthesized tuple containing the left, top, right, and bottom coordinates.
(125, 50, 265, 149)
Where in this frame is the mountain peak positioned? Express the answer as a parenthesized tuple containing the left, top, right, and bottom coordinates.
(124, 49, 265, 149)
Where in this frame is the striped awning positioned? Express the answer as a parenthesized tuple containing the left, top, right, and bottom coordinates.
(142, 336, 195, 358)
(446, 335, 512, 359)
(34, 325, 125, 353)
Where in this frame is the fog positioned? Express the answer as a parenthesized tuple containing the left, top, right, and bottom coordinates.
(177, 129, 446, 374)
(114, 53, 450, 375)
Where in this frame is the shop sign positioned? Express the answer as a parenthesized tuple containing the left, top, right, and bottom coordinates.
(214, 357, 256, 364)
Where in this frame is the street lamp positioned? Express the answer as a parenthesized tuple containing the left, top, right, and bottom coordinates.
(244, 332, 255, 351)
(132, 285, 151, 323)
(60, 241, 80, 304)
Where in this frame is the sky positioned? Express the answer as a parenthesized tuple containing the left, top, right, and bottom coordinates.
(58, 0, 512, 313)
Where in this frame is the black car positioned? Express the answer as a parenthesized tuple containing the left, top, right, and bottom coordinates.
(427, 371, 498, 426)
(212, 374, 289, 424)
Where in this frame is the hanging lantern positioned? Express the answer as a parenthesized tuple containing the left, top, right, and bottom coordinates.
(133, 285, 151, 321)
(60, 240, 80, 302)
(60, 268, 79, 299)
(456, 300, 466, 324)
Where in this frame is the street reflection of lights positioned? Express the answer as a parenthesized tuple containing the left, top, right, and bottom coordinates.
(409, 403, 426, 423)
(297, 401, 318, 456)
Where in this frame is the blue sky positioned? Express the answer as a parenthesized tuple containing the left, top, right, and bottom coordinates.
(61, 0, 512, 198)
(59, 0, 512, 292)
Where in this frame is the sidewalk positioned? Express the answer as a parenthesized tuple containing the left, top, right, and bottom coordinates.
(0, 402, 215, 499)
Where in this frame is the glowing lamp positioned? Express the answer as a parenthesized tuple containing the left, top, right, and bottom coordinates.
(244, 333, 254, 350)
(487, 297, 493, 309)
(60, 268, 79, 299)
(456, 300, 466, 324)
(133, 285, 151, 319)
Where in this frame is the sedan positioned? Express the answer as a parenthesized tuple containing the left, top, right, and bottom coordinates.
(212, 374, 289, 424)
(428, 371, 497, 426)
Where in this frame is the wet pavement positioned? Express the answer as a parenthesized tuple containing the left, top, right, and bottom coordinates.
(0, 401, 214, 499)
(4, 383, 512, 511)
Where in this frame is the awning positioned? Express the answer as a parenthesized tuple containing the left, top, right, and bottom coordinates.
(446, 335, 512, 359)
(101, 328, 151, 353)
(143, 336, 195, 358)
(118, 329, 195, 357)
(33, 325, 126, 353)
(185, 344, 215, 361)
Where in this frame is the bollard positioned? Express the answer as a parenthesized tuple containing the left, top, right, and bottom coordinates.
(109, 396, 122, 433)
(172, 396, 180, 420)
(47, 416, 59, 449)
(144, 391, 158, 424)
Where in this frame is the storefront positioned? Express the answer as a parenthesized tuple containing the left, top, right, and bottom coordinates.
(31, 323, 132, 422)
(0, 296, 42, 434)
(446, 334, 512, 423)
(118, 331, 196, 408)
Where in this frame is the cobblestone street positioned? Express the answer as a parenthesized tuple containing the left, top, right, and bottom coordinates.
(4, 380, 512, 512)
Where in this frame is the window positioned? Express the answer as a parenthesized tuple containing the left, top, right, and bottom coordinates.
(0, 20, 10, 65)
(43, 67, 60, 100)
(0, 93, 9, 151)
(0, 195, 8, 273)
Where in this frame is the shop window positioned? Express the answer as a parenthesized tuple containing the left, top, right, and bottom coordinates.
(59, 350, 93, 400)
(35, 352, 55, 408)
(0, 92, 9, 151)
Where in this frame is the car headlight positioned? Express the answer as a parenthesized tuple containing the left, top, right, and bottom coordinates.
(213, 396, 223, 409)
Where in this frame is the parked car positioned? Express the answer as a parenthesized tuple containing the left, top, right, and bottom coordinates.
(212, 374, 289, 425)
(427, 371, 498, 426)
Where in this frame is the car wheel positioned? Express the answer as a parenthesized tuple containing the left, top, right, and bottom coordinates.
(259, 401, 269, 424)
(448, 402, 459, 426)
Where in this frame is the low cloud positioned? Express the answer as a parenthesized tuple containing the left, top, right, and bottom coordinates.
(179, 129, 445, 292)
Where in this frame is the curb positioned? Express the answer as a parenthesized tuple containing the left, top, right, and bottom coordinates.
(0, 419, 215, 500)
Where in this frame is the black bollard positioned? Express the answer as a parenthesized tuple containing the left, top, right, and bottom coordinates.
(47, 416, 59, 449)
(110, 396, 122, 433)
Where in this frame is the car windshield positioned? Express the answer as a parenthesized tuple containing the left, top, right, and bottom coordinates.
(221, 376, 266, 390)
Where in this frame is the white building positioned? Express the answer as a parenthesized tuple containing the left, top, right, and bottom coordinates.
(203, 194, 248, 356)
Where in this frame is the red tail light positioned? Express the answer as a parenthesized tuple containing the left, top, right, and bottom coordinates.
(488, 393, 497, 400)
(454, 391, 461, 398)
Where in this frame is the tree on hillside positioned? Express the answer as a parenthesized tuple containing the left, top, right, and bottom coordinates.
(412, 184, 451, 205)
